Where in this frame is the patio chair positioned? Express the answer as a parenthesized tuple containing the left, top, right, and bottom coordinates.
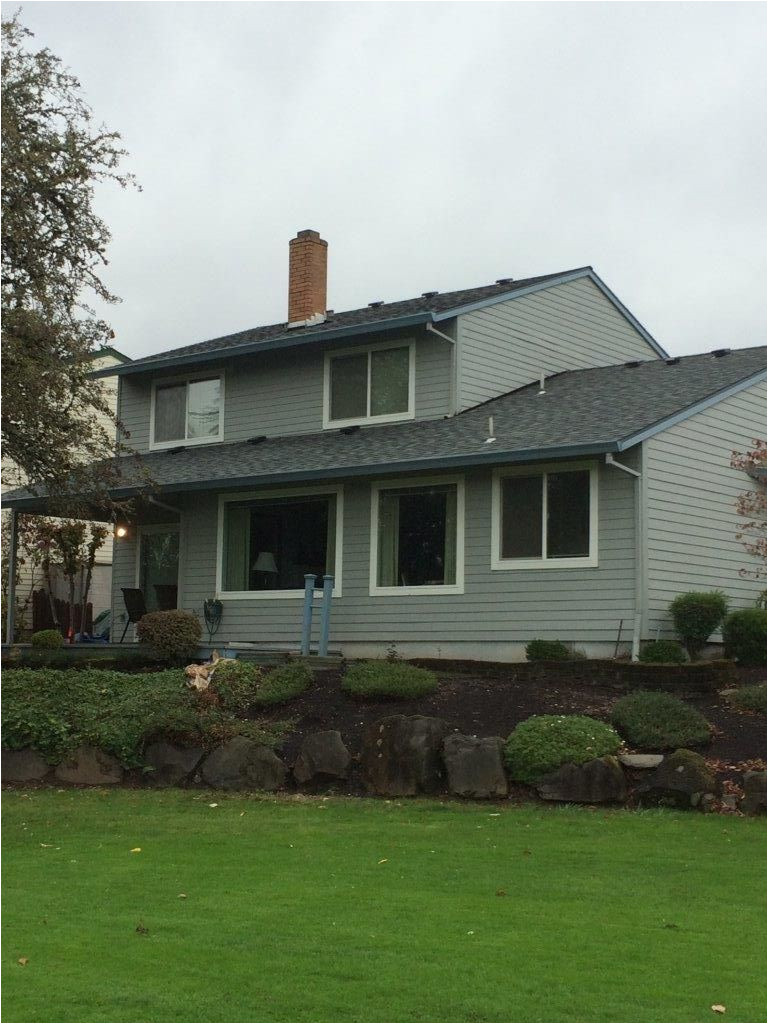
(120, 588, 147, 642)
(153, 584, 178, 611)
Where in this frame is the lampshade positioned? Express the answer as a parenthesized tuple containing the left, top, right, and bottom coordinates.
(253, 551, 278, 574)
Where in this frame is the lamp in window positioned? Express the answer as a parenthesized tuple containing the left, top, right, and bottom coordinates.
(252, 551, 278, 589)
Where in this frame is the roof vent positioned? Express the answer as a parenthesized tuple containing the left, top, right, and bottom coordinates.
(368, 301, 384, 308)
(624, 360, 641, 368)
(340, 424, 361, 436)
(711, 348, 731, 358)
(665, 357, 680, 366)
(496, 278, 515, 285)
(247, 435, 267, 445)
(326, 309, 334, 316)
(421, 291, 438, 298)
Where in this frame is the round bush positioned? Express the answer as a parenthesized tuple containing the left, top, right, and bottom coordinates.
(30, 629, 64, 649)
(342, 661, 438, 699)
(669, 591, 728, 660)
(610, 690, 711, 751)
(211, 660, 264, 714)
(638, 640, 686, 664)
(525, 639, 572, 662)
(136, 610, 202, 664)
(503, 715, 621, 783)
(722, 608, 767, 667)
(256, 662, 313, 705)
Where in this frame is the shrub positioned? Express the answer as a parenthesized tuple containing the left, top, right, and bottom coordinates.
(669, 591, 728, 660)
(638, 640, 686, 664)
(342, 660, 438, 699)
(211, 660, 264, 714)
(136, 610, 202, 664)
(728, 684, 767, 715)
(255, 662, 313, 705)
(30, 629, 63, 649)
(722, 608, 767, 666)
(525, 640, 572, 662)
(610, 690, 711, 750)
(503, 715, 621, 783)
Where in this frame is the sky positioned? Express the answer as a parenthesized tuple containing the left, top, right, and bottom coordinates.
(11, 0, 767, 360)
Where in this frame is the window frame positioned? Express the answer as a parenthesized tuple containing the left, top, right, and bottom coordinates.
(322, 339, 416, 429)
(491, 461, 599, 570)
(216, 484, 344, 600)
(149, 372, 225, 451)
(369, 475, 465, 596)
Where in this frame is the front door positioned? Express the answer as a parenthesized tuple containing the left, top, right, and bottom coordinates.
(138, 527, 180, 611)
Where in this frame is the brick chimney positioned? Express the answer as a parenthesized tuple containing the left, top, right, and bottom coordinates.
(288, 229, 328, 326)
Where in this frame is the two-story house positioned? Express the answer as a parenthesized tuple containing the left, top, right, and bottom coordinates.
(5, 231, 765, 659)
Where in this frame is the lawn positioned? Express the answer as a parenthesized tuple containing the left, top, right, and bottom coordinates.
(2, 790, 765, 1023)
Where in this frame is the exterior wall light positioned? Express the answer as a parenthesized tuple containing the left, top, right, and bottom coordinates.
(115, 525, 128, 539)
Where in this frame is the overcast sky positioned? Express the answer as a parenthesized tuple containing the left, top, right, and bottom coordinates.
(14, 1, 768, 360)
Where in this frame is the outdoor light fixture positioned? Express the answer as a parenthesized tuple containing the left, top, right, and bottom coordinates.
(115, 525, 128, 539)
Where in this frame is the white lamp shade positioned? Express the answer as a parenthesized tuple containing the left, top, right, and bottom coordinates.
(253, 551, 278, 574)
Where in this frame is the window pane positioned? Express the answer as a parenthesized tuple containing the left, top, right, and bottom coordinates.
(370, 346, 410, 416)
(154, 384, 186, 443)
(187, 378, 221, 438)
(547, 471, 591, 558)
(500, 475, 543, 558)
(330, 353, 367, 421)
(378, 485, 456, 587)
(140, 531, 179, 611)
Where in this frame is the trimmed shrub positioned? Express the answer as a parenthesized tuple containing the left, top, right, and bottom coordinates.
(638, 640, 686, 665)
(255, 662, 313, 706)
(723, 608, 767, 667)
(669, 591, 728, 660)
(728, 684, 767, 715)
(525, 640, 572, 662)
(136, 610, 201, 664)
(503, 715, 621, 783)
(30, 629, 64, 649)
(610, 690, 711, 750)
(342, 661, 438, 699)
(210, 660, 264, 714)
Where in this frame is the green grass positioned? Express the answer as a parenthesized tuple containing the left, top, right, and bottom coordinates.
(2, 791, 765, 1023)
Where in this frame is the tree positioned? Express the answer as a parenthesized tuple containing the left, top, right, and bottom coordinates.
(730, 439, 767, 580)
(1, 13, 139, 516)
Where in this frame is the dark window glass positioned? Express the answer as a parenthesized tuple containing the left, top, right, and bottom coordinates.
(330, 353, 367, 420)
(370, 346, 410, 416)
(547, 471, 590, 558)
(154, 383, 186, 442)
(500, 475, 543, 558)
(377, 485, 457, 587)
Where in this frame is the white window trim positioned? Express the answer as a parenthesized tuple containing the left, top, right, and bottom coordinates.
(216, 484, 344, 600)
(369, 474, 465, 596)
(322, 339, 416, 429)
(149, 372, 225, 451)
(491, 461, 599, 570)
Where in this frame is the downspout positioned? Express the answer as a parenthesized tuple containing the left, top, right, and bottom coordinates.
(146, 495, 181, 516)
(5, 509, 18, 645)
(604, 453, 643, 661)
(425, 321, 458, 415)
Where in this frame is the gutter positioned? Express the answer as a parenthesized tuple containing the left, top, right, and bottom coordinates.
(604, 453, 644, 661)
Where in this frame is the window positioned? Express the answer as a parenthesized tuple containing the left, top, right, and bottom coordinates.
(151, 375, 223, 448)
(324, 342, 414, 427)
(370, 477, 464, 595)
(492, 464, 598, 569)
(219, 487, 343, 597)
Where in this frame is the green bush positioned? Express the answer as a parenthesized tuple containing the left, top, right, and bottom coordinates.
(210, 660, 264, 714)
(638, 640, 686, 664)
(256, 662, 313, 706)
(136, 610, 201, 664)
(525, 640, 573, 662)
(610, 690, 711, 750)
(503, 715, 621, 783)
(669, 591, 728, 660)
(728, 684, 767, 715)
(342, 660, 438, 699)
(723, 608, 767, 666)
(30, 629, 63, 649)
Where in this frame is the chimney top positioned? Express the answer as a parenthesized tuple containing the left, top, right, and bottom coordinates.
(288, 229, 328, 328)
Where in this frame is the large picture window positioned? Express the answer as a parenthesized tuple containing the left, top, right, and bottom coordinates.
(370, 478, 464, 595)
(491, 464, 598, 569)
(219, 488, 342, 597)
(151, 375, 223, 448)
(324, 342, 414, 427)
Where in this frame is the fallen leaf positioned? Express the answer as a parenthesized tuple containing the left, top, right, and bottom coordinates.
(178, 893, 187, 899)
(377, 858, 388, 864)
(135, 923, 149, 935)
(17, 957, 28, 967)
(208, 803, 218, 808)
(495, 889, 507, 897)
(711, 1006, 726, 1015)
(130, 847, 142, 853)
(39, 843, 53, 848)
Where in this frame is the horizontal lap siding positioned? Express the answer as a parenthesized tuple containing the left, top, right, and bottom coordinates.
(644, 380, 766, 639)
(458, 277, 660, 409)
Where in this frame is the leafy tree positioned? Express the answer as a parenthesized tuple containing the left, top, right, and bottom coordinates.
(730, 440, 767, 580)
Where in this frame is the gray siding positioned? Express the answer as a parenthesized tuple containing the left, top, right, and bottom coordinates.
(644, 380, 766, 639)
(457, 276, 661, 409)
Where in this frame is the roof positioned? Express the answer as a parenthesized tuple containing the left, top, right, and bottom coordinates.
(91, 266, 666, 378)
(7, 347, 764, 510)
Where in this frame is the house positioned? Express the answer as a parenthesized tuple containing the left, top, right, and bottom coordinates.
(4, 231, 765, 659)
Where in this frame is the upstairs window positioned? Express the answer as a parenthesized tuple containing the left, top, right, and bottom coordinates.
(324, 342, 414, 427)
(151, 375, 223, 448)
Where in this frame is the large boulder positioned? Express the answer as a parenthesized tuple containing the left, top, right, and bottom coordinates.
(54, 745, 123, 786)
(143, 742, 203, 787)
(200, 736, 285, 791)
(2, 747, 50, 783)
(535, 756, 627, 803)
(294, 731, 350, 785)
(740, 771, 767, 815)
(442, 734, 508, 798)
(363, 715, 449, 796)
(635, 748, 721, 810)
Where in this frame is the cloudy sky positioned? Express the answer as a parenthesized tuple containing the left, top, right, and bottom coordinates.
(15, 1, 767, 359)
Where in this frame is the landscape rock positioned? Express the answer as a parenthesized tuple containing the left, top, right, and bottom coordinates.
(740, 771, 767, 815)
(535, 756, 627, 803)
(442, 734, 508, 798)
(363, 715, 449, 796)
(143, 742, 203, 787)
(201, 736, 286, 791)
(54, 745, 123, 786)
(2, 747, 50, 783)
(635, 748, 721, 810)
(293, 731, 350, 785)
(619, 753, 664, 770)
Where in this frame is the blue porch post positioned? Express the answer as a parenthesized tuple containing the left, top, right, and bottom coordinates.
(300, 574, 315, 656)
(318, 574, 334, 657)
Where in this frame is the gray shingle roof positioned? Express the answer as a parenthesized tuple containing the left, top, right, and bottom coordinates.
(7, 347, 762, 509)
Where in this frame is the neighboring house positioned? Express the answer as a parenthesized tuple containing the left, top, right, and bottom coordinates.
(5, 231, 766, 658)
